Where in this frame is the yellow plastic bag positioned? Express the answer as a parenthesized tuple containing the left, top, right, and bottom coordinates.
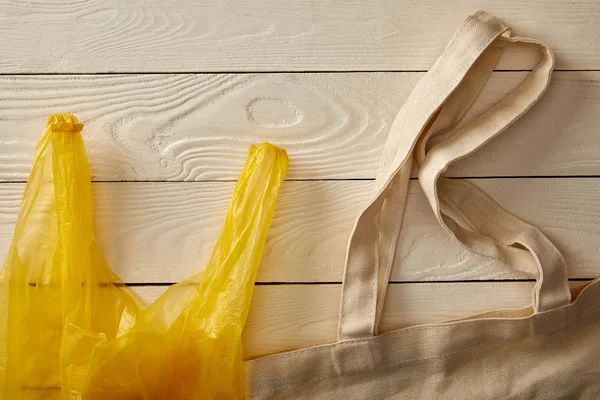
(0, 114, 289, 399)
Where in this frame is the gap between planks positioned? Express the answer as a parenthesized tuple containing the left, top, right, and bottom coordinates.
(123, 278, 595, 287)
(8, 176, 600, 185)
(2, 69, 599, 76)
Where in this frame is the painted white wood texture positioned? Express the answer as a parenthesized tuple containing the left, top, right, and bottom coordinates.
(0, 1, 597, 72)
(2, 2, 600, 364)
(130, 282, 556, 358)
(1, 72, 600, 181)
(1, 179, 599, 283)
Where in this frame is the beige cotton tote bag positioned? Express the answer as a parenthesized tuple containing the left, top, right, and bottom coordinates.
(244, 11, 600, 399)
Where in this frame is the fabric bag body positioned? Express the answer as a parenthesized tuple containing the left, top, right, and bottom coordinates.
(244, 11, 600, 399)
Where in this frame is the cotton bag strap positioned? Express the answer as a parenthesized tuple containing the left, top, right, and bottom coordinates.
(338, 11, 571, 340)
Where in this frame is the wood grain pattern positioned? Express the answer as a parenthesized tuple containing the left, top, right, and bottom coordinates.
(0, 73, 414, 181)
(2, 179, 600, 283)
(130, 281, 584, 358)
(1, 72, 600, 181)
(2, 1, 598, 384)
(0, 1, 597, 72)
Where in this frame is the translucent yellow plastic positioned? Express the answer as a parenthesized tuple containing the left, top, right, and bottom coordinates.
(0, 114, 289, 399)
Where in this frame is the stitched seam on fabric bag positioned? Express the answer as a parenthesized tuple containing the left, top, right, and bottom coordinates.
(443, 14, 477, 54)
(255, 327, 540, 396)
(365, 12, 484, 334)
(255, 306, 584, 396)
(374, 11, 479, 184)
(251, 298, 600, 396)
(255, 343, 512, 396)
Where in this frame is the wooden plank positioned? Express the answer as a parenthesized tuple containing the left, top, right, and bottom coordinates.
(130, 282, 551, 358)
(0, 1, 596, 72)
(1, 71, 600, 181)
(1, 179, 600, 283)
(0, 72, 416, 181)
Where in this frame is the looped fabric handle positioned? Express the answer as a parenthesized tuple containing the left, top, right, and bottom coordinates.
(338, 11, 571, 341)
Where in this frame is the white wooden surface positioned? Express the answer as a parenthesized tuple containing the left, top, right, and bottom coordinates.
(0, 0, 598, 72)
(2, 72, 600, 181)
(1, 2, 599, 358)
(2, 179, 600, 282)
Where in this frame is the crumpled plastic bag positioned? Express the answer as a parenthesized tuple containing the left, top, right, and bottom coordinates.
(0, 114, 289, 399)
